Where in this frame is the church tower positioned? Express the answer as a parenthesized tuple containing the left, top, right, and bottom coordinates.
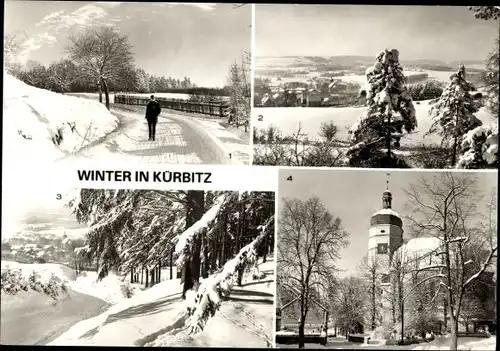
(367, 177, 404, 326)
(367, 180, 404, 265)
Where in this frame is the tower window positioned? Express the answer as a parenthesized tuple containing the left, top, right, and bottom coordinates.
(380, 230, 386, 233)
(377, 243, 388, 254)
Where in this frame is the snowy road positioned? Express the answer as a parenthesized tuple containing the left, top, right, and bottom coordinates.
(60, 105, 239, 165)
(49, 259, 275, 347)
(0, 290, 109, 345)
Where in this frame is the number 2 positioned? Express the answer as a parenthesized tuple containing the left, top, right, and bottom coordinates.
(257, 115, 263, 121)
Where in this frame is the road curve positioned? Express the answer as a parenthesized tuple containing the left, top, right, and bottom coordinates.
(61, 104, 231, 165)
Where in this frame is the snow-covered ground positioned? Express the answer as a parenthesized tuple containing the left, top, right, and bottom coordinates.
(49, 256, 275, 347)
(57, 106, 248, 166)
(253, 100, 497, 148)
(277, 335, 497, 350)
(3, 73, 118, 165)
(413, 335, 496, 351)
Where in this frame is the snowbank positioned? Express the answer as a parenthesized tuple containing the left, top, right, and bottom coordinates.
(70, 272, 127, 305)
(3, 73, 118, 164)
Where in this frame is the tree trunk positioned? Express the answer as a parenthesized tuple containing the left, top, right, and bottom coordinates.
(130, 269, 133, 284)
(220, 214, 227, 267)
(298, 319, 305, 349)
(170, 248, 173, 280)
(450, 316, 459, 351)
(100, 77, 110, 110)
(202, 234, 209, 278)
(158, 260, 161, 283)
(145, 267, 149, 287)
(98, 84, 103, 103)
(452, 134, 458, 166)
(182, 191, 205, 295)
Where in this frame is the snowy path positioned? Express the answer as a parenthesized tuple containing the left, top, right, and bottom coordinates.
(49, 259, 275, 347)
(0, 290, 109, 345)
(277, 335, 497, 350)
(59, 105, 248, 165)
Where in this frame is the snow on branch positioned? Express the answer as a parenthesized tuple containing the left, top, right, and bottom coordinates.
(173, 194, 229, 267)
(74, 245, 90, 257)
(463, 245, 497, 289)
(447, 237, 469, 244)
(185, 215, 274, 334)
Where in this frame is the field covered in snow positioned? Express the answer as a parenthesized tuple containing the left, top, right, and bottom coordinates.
(3, 73, 118, 165)
(253, 101, 497, 148)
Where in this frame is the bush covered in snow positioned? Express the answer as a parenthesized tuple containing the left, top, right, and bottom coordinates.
(1, 267, 68, 299)
(457, 124, 498, 169)
(347, 49, 417, 168)
(407, 80, 444, 101)
(120, 281, 135, 298)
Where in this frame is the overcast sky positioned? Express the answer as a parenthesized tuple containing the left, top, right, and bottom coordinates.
(256, 5, 499, 61)
(4, 1, 251, 87)
(278, 169, 497, 278)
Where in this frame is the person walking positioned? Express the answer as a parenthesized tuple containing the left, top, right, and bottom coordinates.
(145, 95, 161, 141)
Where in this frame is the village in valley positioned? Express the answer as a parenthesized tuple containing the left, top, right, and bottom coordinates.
(252, 5, 498, 170)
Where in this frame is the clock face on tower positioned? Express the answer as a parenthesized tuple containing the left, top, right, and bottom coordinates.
(377, 243, 388, 254)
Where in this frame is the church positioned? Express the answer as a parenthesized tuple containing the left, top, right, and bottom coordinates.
(366, 182, 496, 336)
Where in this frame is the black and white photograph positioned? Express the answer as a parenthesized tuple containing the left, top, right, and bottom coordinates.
(4, 1, 251, 167)
(276, 168, 497, 349)
(1, 187, 275, 347)
(253, 5, 499, 169)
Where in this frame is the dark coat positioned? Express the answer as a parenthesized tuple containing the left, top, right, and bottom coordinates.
(145, 100, 161, 121)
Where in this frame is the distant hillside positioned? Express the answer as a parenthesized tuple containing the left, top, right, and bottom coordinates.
(257, 55, 487, 71)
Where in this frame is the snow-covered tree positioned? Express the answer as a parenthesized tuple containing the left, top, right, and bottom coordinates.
(469, 6, 500, 20)
(348, 49, 417, 168)
(278, 196, 349, 348)
(428, 66, 483, 166)
(67, 26, 134, 110)
(226, 54, 251, 131)
(47, 59, 78, 94)
(335, 276, 366, 337)
(483, 38, 499, 116)
(456, 124, 498, 169)
(358, 254, 383, 331)
(405, 173, 497, 350)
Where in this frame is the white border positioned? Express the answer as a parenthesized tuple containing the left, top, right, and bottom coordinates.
(249, 3, 256, 166)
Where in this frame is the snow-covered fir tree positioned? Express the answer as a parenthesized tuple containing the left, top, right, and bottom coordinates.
(348, 49, 417, 168)
(456, 124, 498, 169)
(427, 65, 483, 167)
(69, 189, 275, 333)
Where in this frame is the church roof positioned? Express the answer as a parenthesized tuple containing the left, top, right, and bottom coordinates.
(371, 208, 401, 218)
(396, 237, 442, 263)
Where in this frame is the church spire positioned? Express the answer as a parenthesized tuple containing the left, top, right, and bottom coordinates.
(382, 173, 392, 209)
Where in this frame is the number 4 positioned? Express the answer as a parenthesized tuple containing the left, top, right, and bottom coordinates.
(286, 176, 293, 181)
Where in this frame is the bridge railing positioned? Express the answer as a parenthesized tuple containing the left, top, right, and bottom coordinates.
(114, 94, 230, 118)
